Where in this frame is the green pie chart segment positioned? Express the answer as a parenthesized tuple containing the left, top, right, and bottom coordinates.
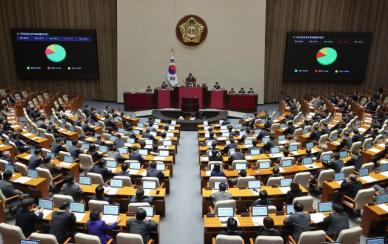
(316, 47, 337, 66)
(45, 44, 66, 63)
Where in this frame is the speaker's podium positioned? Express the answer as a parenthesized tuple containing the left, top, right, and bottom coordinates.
(181, 97, 199, 113)
(174, 86, 205, 109)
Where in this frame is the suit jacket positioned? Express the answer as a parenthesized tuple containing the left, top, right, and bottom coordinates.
(126, 219, 158, 243)
(147, 168, 164, 180)
(284, 212, 311, 241)
(87, 220, 118, 244)
(129, 152, 145, 164)
(15, 209, 43, 237)
(49, 211, 76, 243)
(229, 152, 245, 164)
(115, 139, 125, 148)
(340, 137, 352, 149)
(0, 179, 18, 197)
(224, 143, 237, 154)
(352, 134, 364, 143)
(28, 155, 43, 169)
(129, 195, 153, 204)
(210, 170, 225, 177)
(61, 183, 83, 201)
(340, 180, 362, 198)
(323, 212, 349, 237)
(256, 227, 281, 236)
(70, 147, 82, 158)
(330, 159, 344, 173)
(285, 190, 304, 204)
(309, 131, 321, 142)
(210, 191, 232, 204)
(90, 165, 111, 180)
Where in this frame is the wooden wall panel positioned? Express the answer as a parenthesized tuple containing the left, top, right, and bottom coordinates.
(0, 0, 117, 101)
(265, 0, 388, 103)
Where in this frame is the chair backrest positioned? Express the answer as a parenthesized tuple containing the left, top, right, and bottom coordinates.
(113, 175, 132, 186)
(267, 205, 277, 214)
(293, 128, 303, 140)
(79, 154, 94, 171)
(361, 162, 374, 172)
(215, 234, 244, 244)
(297, 230, 326, 244)
(362, 137, 373, 149)
(208, 161, 224, 170)
(353, 188, 375, 210)
(74, 233, 101, 244)
(329, 130, 338, 140)
(59, 151, 71, 158)
(318, 134, 328, 149)
(141, 177, 160, 188)
(52, 194, 74, 208)
(319, 151, 333, 161)
(255, 236, 284, 244)
(127, 202, 150, 213)
(350, 141, 362, 154)
(14, 162, 28, 176)
(317, 169, 335, 188)
(266, 176, 284, 187)
(373, 134, 383, 144)
(292, 172, 311, 189)
(340, 166, 355, 177)
(88, 200, 109, 212)
(98, 121, 106, 132)
(75, 126, 84, 136)
(214, 200, 236, 215)
(116, 233, 144, 244)
(37, 167, 53, 186)
(29, 232, 59, 244)
(336, 226, 362, 244)
(0, 223, 26, 244)
(208, 176, 228, 188)
(86, 172, 105, 185)
(0, 159, 8, 171)
(271, 123, 280, 134)
(292, 196, 314, 211)
(46, 133, 56, 145)
(236, 176, 256, 188)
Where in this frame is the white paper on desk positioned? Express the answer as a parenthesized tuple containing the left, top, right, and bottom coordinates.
(377, 204, 388, 213)
(14, 177, 31, 184)
(278, 140, 287, 145)
(252, 216, 265, 226)
(217, 137, 226, 141)
(74, 212, 86, 222)
(59, 162, 72, 168)
(311, 213, 326, 223)
(269, 153, 283, 158)
(101, 215, 118, 224)
(32, 137, 41, 140)
(369, 148, 381, 153)
(377, 143, 385, 148)
(251, 189, 260, 196)
(140, 171, 147, 176)
(245, 156, 253, 160)
(128, 169, 139, 175)
(201, 156, 209, 162)
(360, 176, 377, 183)
(104, 187, 118, 195)
(23, 132, 33, 137)
(279, 168, 285, 173)
(153, 156, 165, 161)
(279, 187, 291, 194)
(205, 171, 211, 176)
(380, 171, 388, 177)
(336, 180, 343, 185)
(144, 189, 153, 196)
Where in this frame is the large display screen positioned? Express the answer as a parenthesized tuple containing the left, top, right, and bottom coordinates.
(11, 29, 99, 79)
(283, 32, 371, 81)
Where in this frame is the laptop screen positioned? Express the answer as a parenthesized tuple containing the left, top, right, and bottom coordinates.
(109, 136, 117, 142)
(303, 128, 309, 134)
(145, 139, 153, 145)
(129, 162, 141, 170)
(142, 180, 156, 189)
(376, 194, 388, 204)
(118, 147, 128, 154)
(359, 168, 369, 177)
(250, 149, 260, 155)
(64, 156, 74, 163)
(156, 163, 165, 171)
(20, 240, 40, 244)
(259, 161, 271, 169)
(70, 202, 85, 213)
(334, 173, 345, 181)
(139, 149, 148, 156)
(289, 144, 298, 152)
(244, 139, 253, 145)
(103, 205, 119, 216)
(222, 132, 230, 137)
(110, 179, 123, 188)
(262, 137, 270, 144)
(39, 199, 53, 210)
(281, 159, 293, 167)
(302, 157, 313, 165)
(318, 202, 333, 212)
(163, 140, 172, 146)
(339, 151, 348, 158)
(127, 138, 135, 144)
(331, 134, 338, 141)
(248, 180, 261, 189)
(280, 179, 292, 187)
(79, 176, 91, 185)
(271, 147, 280, 154)
(66, 140, 73, 147)
(252, 206, 268, 216)
(278, 135, 285, 141)
(159, 150, 169, 157)
(28, 169, 38, 178)
(235, 163, 247, 171)
(99, 145, 108, 153)
(366, 238, 385, 244)
(322, 154, 331, 162)
(105, 160, 117, 168)
(118, 128, 125, 133)
(138, 206, 154, 217)
(286, 204, 295, 215)
(305, 142, 313, 149)
(217, 207, 234, 217)
(166, 132, 174, 138)
(380, 163, 388, 172)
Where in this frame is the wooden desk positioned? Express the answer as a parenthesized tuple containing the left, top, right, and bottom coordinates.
(57, 127, 78, 141)
(20, 131, 50, 148)
(361, 143, 386, 162)
(361, 203, 388, 236)
(10, 173, 49, 198)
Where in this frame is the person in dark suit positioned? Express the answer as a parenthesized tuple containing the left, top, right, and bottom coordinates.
(92, 185, 111, 203)
(270, 166, 280, 178)
(90, 159, 114, 181)
(352, 129, 364, 143)
(0, 170, 23, 198)
(322, 203, 349, 239)
(88, 144, 103, 162)
(252, 190, 272, 206)
(228, 147, 245, 164)
(256, 216, 281, 236)
(142, 128, 155, 140)
(283, 201, 311, 241)
(339, 131, 353, 149)
(61, 175, 84, 201)
(117, 162, 130, 177)
(210, 163, 225, 177)
(224, 138, 237, 154)
(309, 126, 321, 142)
(283, 121, 295, 136)
(15, 198, 43, 237)
(87, 209, 118, 244)
(185, 73, 196, 87)
(0, 151, 14, 165)
(115, 134, 125, 148)
(340, 174, 362, 199)
(126, 208, 158, 243)
(347, 152, 363, 170)
(129, 147, 145, 164)
(220, 217, 243, 237)
(262, 134, 276, 153)
(10, 132, 29, 153)
(69, 141, 83, 158)
(210, 182, 232, 204)
(147, 162, 164, 181)
(285, 182, 304, 204)
(49, 201, 76, 243)
(320, 123, 330, 136)
(329, 153, 344, 173)
(230, 169, 247, 186)
(129, 188, 153, 204)
(28, 148, 45, 170)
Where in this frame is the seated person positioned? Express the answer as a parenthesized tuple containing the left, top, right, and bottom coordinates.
(285, 182, 304, 204)
(69, 141, 84, 158)
(51, 138, 67, 155)
(0, 151, 14, 165)
(90, 159, 114, 181)
(339, 131, 352, 149)
(15, 198, 43, 237)
(115, 134, 125, 148)
(0, 170, 26, 200)
(283, 201, 311, 241)
(28, 148, 44, 169)
(213, 82, 221, 90)
(88, 144, 103, 162)
(129, 147, 145, 164)
(322, 203, 349, 239)
(238, 87, 246, 94)
(252, 190, 271, 206)
(117, 162, 130, 176)
(87, 209, 118, 244)
(228, 147, 245, 164)
(230, 169, 247, 186)
(247, 88, 255, 94)
(129, 188, 153, 204)
(207, 147, 222, 161)
(347, 152, 363, 170)
(126, 208, 158, 243)
(210, 163, 225, 177)
(210, 182, 231, 204)
(49, 201, 76, 243)
(328, 153, 344, 173)
(61, 175, 84, 201)
(220, 217, 242, 236)
(283, 121, 295, 136)
(147, 161, 164, 180)
(256, 216, 281, 236)
(92, 185, 111, 203)
(340, 174, 362, 199)
(185, 73, 196, 86)
(269, 166, 280, 178)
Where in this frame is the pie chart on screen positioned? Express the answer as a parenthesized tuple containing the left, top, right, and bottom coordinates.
(45, 44, 66, 62)
(316, 47, 337, 65)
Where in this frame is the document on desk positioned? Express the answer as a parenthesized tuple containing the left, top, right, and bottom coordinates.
(377, 204, 388, 213)
(42, 209, 53, 218)
(360, 176, 377, 183)
(14, 177, 31, 184)
(250, 189, 260, 196)
(59, 162, 72, 168)
(252, 216, 265, 226)
(205, 171, 211, 176)
(144, 189, 153, 196)
(279, 187, 291, 194)
(368, 148, 381, 153)
(153, 156, 166, 161)
(104, 187, 119, 195)
(380, 171, 388, 177)
(310, 213, 326, 223)
(128, 169, 140, 175)
(74, 212, 86, 222)
(101, 215, 118, 224)
(23, 132, 33, 137)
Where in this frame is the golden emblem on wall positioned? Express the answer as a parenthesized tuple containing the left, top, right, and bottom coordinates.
(176, 15, 208, 47)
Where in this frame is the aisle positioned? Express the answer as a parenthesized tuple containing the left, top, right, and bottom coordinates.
(160, 131, 203, 244)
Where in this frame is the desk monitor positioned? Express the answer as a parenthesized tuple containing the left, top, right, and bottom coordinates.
(28, 169, 38, 178)
(366, 238, 385, 244)
(70, 202, 85, 213)
(302, 157, 313, 165)
(262, 137, 270, 144)
(118, 128, 125, 133)
(331, 134, 338, 141)
(278, 135, 286, 141)
(248, 180, 261, 189)
(259, 161, 271, 169)
(289, 144, 298, 152)
(127, 138, 135, 144)
(145, 139, 153, 145)
(364, 141, 372, 149)
(82, 143, 90, 150)
(252, 206, 268, 216)
(250, 148, 261, 155)
(305, 142, 313, 150)
(109, 136, 117, 142)
(133, 130, 140, 135)
(359, 168, 369, 177)
(220, 125, 227, 130)
(20, 240, 40, 244)
(99, 145, 108, 153)
(318, 201, 333, 212)
(322, 154, 331, 162)
(39, 199, 53, 210)
(150, 131, 157, 137)
(280, 178, 292, 187)
(139, 149, 148, 156)
(217, 207, 234, 217)
(234, 163, 247, 171)
(376, 193, 388, 204)
(137, 123, 144, 128)
(280, 124, 286, 129)
(163, 140, 172, 146)
(159, 150, 169, 157)
(166, 132, 174, 138)
(142, 180, 157, 189)
(64, 156, 74, 163)
(379, 163, 388, 172)
(138, 206, 154, 217)
(118, 147, 128, 154)
(66, 140, 73, 147)
(103, 205, 119, 216)
(129, 162, 141, 170)
(110, 179, 123, 188)
(334, 173, 345, 181)
(281, 159, 293, 167)
(271, 147, 280, 154)
(244, 139, 253, 145)
(156, 163, 165, 171)
(339, 151, 348, 158)
(286, 204, 295, 215)
(79, 176, 91, 185)
(105, 160, 117, 168)
(222, 132, 230, 137)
